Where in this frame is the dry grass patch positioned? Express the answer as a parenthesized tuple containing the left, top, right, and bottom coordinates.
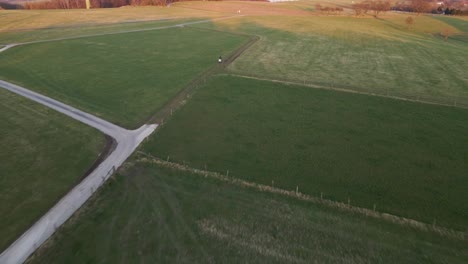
(210, 13, 460, 41)
(175, 1, 313, 16)
(0, 6, 220, 31)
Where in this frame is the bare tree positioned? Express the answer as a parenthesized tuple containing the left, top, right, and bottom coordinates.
(371, 1, 391, 18)
(335, 7, 344, 14)
(410, 0, 431, 15)
(315, 4, 322, 12)
(405, 16, 414, 29)
(441, 28, 453, 41)
(352, 1, 389, 17)
(352, 2, 368, 16)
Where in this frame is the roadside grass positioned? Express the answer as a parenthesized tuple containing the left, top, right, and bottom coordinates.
(195, 14, 468, 100)
(144, 75, 468, 230)
(0, 89, 105, 251)
(27, 163, 468, 263)
(0, 27, 248, 128)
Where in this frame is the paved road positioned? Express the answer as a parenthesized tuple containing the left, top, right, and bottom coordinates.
(0, 44, 16, 53)
(0, 15, 243, 263)
(0, 80, 157, 264)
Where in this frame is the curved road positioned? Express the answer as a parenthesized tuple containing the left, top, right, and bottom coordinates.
(0, 15, 245, 263)
(0, 80, 157, 264)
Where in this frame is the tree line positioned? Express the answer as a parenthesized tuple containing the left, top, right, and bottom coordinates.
(351, 0, 391, 17)
(315, 4, 344, 15)
(317, 0, 467, 17)
(21, 0, 173, 9)
(395, 0, 468, 15)
(0, 0, 226, 9)
(1, 0, 466, 14)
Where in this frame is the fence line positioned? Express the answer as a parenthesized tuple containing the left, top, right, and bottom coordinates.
(135, 151, 467, 241)
(226, 73, 468, 109)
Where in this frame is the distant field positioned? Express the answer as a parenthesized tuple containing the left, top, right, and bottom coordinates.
(27, 163, 468, 263)
(0, 27, 247, 128)
(144, 75, 468, 230)
(0, 89, 104, 251)
(195, 13, 468, 100)
(0, 17, 198, 44)
(0, 6, 219, 31)
(418, 15, 468, 33)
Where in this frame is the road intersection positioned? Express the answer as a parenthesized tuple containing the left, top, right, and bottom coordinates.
(0, 80, 157, 264)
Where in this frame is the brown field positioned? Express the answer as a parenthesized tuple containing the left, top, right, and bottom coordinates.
(175, 1, 314, 16)
(0, 5, 217, 31)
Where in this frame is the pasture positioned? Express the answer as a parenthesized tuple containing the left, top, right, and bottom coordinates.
(0, 89, 104, 251)
(0, 17, 199, 44)
(144, 75, 468, 230)
(26, 163, 468, 263)
(195, 13, 468, 101)
(0, 6, 220, 32)
(0, 26, 247, 128)
(1, 1, 467, 261)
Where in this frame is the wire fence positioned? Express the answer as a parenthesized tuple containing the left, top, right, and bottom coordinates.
(135, 152, 468, 241)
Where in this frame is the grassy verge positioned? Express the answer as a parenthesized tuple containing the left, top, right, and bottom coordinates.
(195, 14, 468, 100)
(144, 75, 468, 230)
(0, 89, 105, 251)
(27, 163, 468, 263)
(0, 27, 248, 128)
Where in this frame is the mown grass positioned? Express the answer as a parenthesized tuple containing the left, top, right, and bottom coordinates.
(0, 27, 247, 128)
(431, 16, 468, 33)
(0, 17, 199, 44)
(27, 163, 468, 263)
(195, 13, 468, 100)
(0, 6, 220, 32)
(0, 89, 104, 251)
(144, 75, 468, 230)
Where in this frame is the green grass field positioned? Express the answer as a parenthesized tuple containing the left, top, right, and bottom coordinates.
(0, 6, 220, 32)
(0, 89, 104, 251)
(26, 163, 468, 263)
(144, 75, 468, 230)
(0, 27, 247, 128)
(431, 16, 468, 33)
(196, 14, 468, 101)
(0, 18, 197, 44)
(2, 3, 468, 261)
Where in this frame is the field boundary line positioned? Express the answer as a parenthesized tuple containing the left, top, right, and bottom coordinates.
(0, 17, 179, 33)
(146, 33, 259, 125)
(0, 23, 256, 263)
(225, 73, 468, 110)
(135, 152, 467, 241)
(0, 15, 245, 52)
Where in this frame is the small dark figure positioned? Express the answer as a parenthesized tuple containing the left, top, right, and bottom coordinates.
(218, 56, 223, 63)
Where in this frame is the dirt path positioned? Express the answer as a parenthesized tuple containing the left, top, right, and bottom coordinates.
(147, 32, 259, 124)
(0, 16, 255, 264)
(0, 15, 244, 51)
(0, 80, 157, 264)
(0, 15, 252, 263)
